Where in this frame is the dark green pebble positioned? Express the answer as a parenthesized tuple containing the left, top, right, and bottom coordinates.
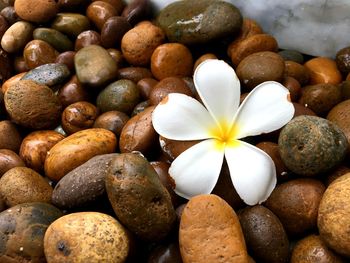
(278, 49, 304, 64)
(33, 27, 73, 52)
(278, 115, 348, 176)
(51, 13, 90, 38)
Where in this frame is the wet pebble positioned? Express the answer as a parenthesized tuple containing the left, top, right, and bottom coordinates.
(0, 120, 21, 152)
(86, 0, 118, 30)
(33, 27, 73, 52)
(58, 75, 90, 107)
(179, 194, 249, 263)
(93, 110, 130, 136)
(101, 16, 132, 48)
(304, 57, 342, 85)
(23, 39, 59, 69)
(278, 115, 348, 176)
(157, 0, 242, 45)
(335, 46, 350, 75)
(105, 153, 176, 241)
(0, 149, 24, 177)
(52, 13, 90, 38)
(74, 30, 101, 51)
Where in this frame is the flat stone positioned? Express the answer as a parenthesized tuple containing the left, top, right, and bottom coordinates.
(179, 194, 249, 263)
(147, 0, 350, 58)
(21, 63, 70, 86)
(156, 0, 242, 45)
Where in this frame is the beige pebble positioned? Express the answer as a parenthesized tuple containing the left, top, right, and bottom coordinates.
(1, 21, 34, 53)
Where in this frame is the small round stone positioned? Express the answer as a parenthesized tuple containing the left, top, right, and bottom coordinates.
(58, 75, 90, 108)
(44, 212, 130, 263)
(86, 1, 118, 30)
(101, 16, 132, 48)
(23, 40, 59, 69)
(1, 21, 34, 53)
(0, 120, 22, 152)
(284, 60, 310, 86)
(335, 46, 350, 75)
(14, 0, 58, 23)
(278, 49, 304, 64)
(318, 173, 350, 257)
(51, 13, 90, 38)
(33, 27, 73, 52)
(151, 43, 193, 80)
(74, 30, 101, 51)
(278, 115, 348, 176)
(304, 57, 342, 85)
(0, 149, 25, 177)
(93, 111, 129, 136)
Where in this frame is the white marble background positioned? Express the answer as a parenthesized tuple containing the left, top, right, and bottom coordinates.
(137, 0, 350, 58)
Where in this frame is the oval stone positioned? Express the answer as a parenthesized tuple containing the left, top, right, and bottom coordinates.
(278, 115, 348, 176)
(1, 21, 34, 53)
(33, 27, 73, 52)
(75, 44, 118, 87)
(51, 13, 90, 38)
(179, 194, 249, 263)
(21, 63, 70, 87)
(318, 173, 350, 257)
(157, 0, 242, 45)
(105, 152, 176, 241)
(0, 202, 63, 263)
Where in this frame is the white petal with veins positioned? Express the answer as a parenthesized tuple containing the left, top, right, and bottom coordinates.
(152, 93, 216, 141)
(225, 140, 277, 205)
(194, 59, 240, 130)
(233, 81, 294, 139)
(170, 139, 224, 199)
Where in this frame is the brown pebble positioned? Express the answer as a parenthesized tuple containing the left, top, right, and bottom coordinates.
(74, 30, 101, 51)
(230, 34, 278, 67)
(0, 167, 53, 207)
(291, 234, 345, 263)
(159, 136, 199, 161)
(14, 0, 58, 23)
(119, 106, 158, 157)
(265, 178, 326, 236)
(336, 46, 350, 74)
(58, 75, 90, 108)
(282, 76, 301, 102)
(55, 51, 76, 72)
(149, 77, 193, 105)
(116, 66, 153, 83)
(0, 149, 24, 177)
(121, 21, 165, 66)
(23, 40, 59, 69)
(318, 173, 350, 257)
(179, 194, 249, 263)
(86, 1, 118, 30)
(284, 60, 310, 86)
(236, 51, 285, 90)
(13, 56, 28, 73)
(0, 14, 9, 38)
(292, 102, 317, 117)
(151, 43, 193, 80)
(93, 110, 129, 136)
(299, 83, 342, 116)
(101, 16, 132, 48)
(137, 78, 158, 99)
(304, 57, 342, 85)
(1, 72, 26, 93)
(122, 0, 150, 25)
(0, 120, 21, 152)
(325, 165, 350, 186)
(193, 53, 218, 71)
(19, 130, 65, 173)
(61, 101, 99, 134)
(227, 18, 263, 58)
(107, 48, 124, 67)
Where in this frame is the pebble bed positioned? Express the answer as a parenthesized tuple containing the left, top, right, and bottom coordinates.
(0, 0, 350, 262)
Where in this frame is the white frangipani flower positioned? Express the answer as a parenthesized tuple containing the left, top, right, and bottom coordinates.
(152, 59, 294, 205)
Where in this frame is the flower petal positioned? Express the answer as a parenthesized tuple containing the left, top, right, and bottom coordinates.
(152, 93, 216, 141)
(225, 140, 276, 205)
(233, 81, 294, 139)
(170, 139, 224, 199)
(194, 59, 240, 130)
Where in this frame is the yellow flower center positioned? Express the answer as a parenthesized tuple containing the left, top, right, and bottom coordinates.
(209, 120, 240, 150)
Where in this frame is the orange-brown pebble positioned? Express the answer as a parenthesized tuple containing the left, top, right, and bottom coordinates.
(194, 53, 217, 71)
(230, 34, 278, 67)
(149, 77, 193, 105)
(227, 18, 263, 58)
(1, 72, 26, 93)
(121, 21, 165, 66)
(304, 57, 342, 85)
(284, 60, 310, 86)
(23, 40, 59, 69)
(86, 1, 118, 30)
(179, 194, 249, 263)
(0, 149, 25, 177)
(14, 0, 58, 23)
(151, 43, 193, 80)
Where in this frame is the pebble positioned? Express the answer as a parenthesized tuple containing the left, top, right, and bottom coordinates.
(284, 60, 310, 86)
(51, 13, 90, 38)
(93, 110, 130, 136)
(0, 202, 63, 263)
(0, 47, 11, 82)
(122, 0, 150, 25)
(137, 77, 159, 99)
(33, 27, 73, 52)
(23, 39, 59, 69)
(335, 46, 350, 74)
(304, 57, 342, 85)
(151, 43, 193, 80)
(1, 21, 34, 53)
(117, 66, 153, 83)
(179, 194, 249, 263)
(101, 16, 131, 48)
(14, 0, 58, 23)
(157, 0, 243, 45)
(96, 79, 140, 114)
(55, 51, 76, 72)
(238, 205, 289, 263)
(278, 49, 304, 64)
(57, 75, 90, 107)
(121, 21, 165, 66)
(75, 44, 118, 87)
(105, 153, 176, 241)
(148, 242, 183, 263)
(0, 120, 21, 152)
(236, 51, 285, 90)
(4, 80, 62, 129)
(1, 71, 25, 93)
(86, 1, 118, 30)
(0, 167, 53, 206)
(74, 30, 101, 51)
(278, 115, 348, 176)
(318, 173, 350, 257)
(298, 83, 342, 116)
(282, 76, 301, 102)
(264, 178, 326, 236)
(19, 130, 64, 173)
(21, 63, 70, 87)
(0, 149, 24, 177)
(44, 212, 130, 263)
(291, 234, 345, 263)
(52, 153, 119, 209)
